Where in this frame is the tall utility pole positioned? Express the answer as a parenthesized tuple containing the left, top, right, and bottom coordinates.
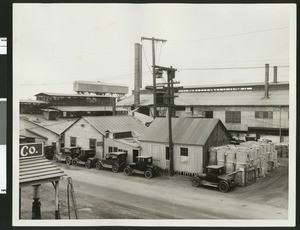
(154, 65, 179, 176)
(141, 37, 167, 118)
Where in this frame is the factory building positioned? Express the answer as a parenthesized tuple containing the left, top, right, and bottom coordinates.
(118, 81, 289, 143)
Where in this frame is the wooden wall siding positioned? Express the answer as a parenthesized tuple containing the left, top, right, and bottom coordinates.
(64, 119, 104, 159)
(203, 123, 232, 169)
(104, 138, 139, 164)
(20, 118, 59, 149)
(140, 142, 203, 174)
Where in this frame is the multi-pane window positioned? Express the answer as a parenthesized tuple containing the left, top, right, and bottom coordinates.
(89, 139, 96, 149)
(180, 147, 188, 163)
(70, 137, 76, 147)
(205, 111, 213, 118)
(108, 146, 113, 152)
(255, 111, 273, 119)
(113, 132, 132, 139)
(225, 111, 241, 123)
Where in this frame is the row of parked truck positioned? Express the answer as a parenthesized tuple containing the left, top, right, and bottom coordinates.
(45, 146, 236, 192)
(51, 146, 160, 179)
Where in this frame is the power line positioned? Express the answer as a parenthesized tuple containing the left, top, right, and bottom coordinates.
(178, 65, 289, 71)
(141, 40, 153, 75)
(169, 26, 289, 45)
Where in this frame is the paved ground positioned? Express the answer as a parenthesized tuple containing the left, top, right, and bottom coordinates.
(20, 157, 288, 220)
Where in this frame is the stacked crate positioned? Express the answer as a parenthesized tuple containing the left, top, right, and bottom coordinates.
(209, 140, 279, 186)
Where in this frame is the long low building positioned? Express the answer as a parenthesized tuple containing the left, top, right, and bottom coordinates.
(118, 81, 289, 143)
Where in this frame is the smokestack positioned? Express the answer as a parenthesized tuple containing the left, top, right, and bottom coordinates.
(264, 63, 269, 98)
(273, 66, 278, 83)
(134, 43, 142, 107)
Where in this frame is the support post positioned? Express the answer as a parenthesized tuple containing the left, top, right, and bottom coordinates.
(264, 63, 269, 98)
(54, 181, 60, 219)
(167, 71, 174, 176)
(141, 37, 167, 118)
(279, 105, 282, 143)
(32, 185, 41, 219)
(19, 187, 21, 219)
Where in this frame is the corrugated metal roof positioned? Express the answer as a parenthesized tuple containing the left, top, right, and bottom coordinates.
(20, 115, 78, 135)
(82, 116, 147, 136)
(20, 156, 66, 186)
(20, 99, 49, 104)
(138, 118, 221, 146)
(35, 92, 117, 98)
(52, 106, 127, 112)
(117, 89, 289, 107)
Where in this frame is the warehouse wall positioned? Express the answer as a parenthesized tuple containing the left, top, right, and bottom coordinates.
(104, 138, 140, 164)
(140, 141, 203, 174)
(64, 119, 104, 159)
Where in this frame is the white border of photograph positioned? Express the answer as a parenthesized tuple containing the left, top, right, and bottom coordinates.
(12, 3, 296, 227)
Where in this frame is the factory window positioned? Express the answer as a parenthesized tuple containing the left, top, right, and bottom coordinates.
(205, 111, 213, 118)
(225, 111, 241, 123)
(89, 139, 96, 149)
(70, 137, 76, 147)
(113, 131, 132, 139)
(255, 111, 273, 119)
(180, 147, 189, 163)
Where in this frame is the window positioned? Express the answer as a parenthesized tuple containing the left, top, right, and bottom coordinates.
(166, 147, 170, 160)
(255, 111, 273, 119)
(180, 147, 189, 163)
(70, 137, 76, 147)
(108, 146, 113, 152)
(113, 147, 118, 152)
(113, 131, 132, 139)
(205, 111, 213, 118)
(89, 139, 96, 149)
(225, 111, 241, 123)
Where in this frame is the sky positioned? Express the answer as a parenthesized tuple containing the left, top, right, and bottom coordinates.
(13, 4, 293, 99)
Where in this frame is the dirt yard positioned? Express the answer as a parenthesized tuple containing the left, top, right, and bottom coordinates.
(19, 157, 289, 220)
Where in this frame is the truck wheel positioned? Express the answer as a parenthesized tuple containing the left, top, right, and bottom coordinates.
(218, 181, 229, 193)
(72, 159, 78, 166)
(124, 167, 131, 176)
(65, 157, 72, 165)
(191, 177, 201, 187)
(95, 161, 103, 170)
(144, 169, 153, 179)
(85, 160, 91, 169)
(112, 164, 119, 173)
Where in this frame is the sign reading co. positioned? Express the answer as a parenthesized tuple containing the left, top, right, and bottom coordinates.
(19, 143, 44, 158)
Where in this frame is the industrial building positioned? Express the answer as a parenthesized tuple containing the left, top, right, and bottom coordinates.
(20, 81, 130, 117)
(62, 116, 148, 162)
(19, 114, 78, 152)
(139, 117, 232, 174)
(118, 81, 289, 143)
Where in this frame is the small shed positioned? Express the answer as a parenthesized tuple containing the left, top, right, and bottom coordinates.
(139, 118, 232, 174)
(19, 143, 66, 219)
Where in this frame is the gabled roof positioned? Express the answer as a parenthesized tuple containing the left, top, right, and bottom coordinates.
(139, 118, 230, 146)
(50, 106, 127, 112)
(81, 116, 147, 136)
(20, 114, 78, 135)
